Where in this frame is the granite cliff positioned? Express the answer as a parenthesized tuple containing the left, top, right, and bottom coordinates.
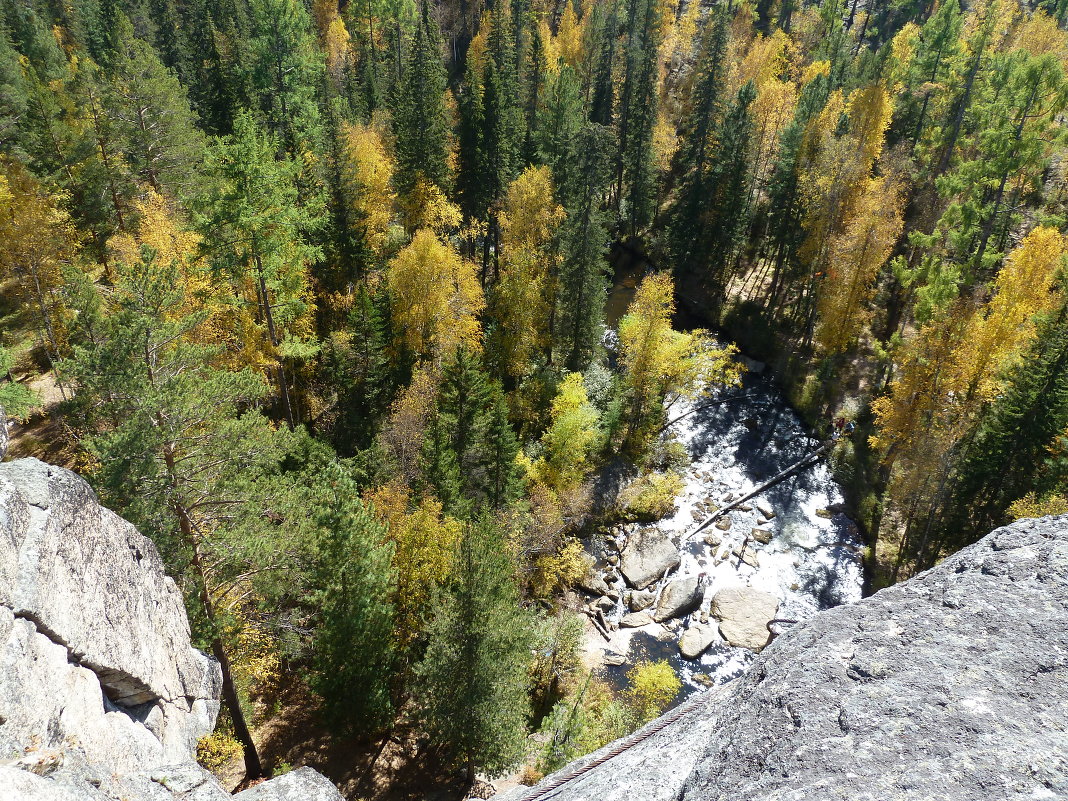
(501, 514, 1068, 801)
(0, 458, 343, 801)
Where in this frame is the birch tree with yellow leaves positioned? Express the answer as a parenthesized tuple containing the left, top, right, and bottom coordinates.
(872, 226, 1067, 570)
(387, 229, 485, 361)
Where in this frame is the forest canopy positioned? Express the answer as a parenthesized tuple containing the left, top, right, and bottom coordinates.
(2, 0, 1068, 792)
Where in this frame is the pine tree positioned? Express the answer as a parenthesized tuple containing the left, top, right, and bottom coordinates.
(301, 449, 397, 735)
(413, 516, 532, 785)
(457, 59, 489, 222)
(667, 7, 731, 276)
(537, 64, 583, 177)
(589, 0, 619, 127)
(557, 123, 614, 370)
(104, 18, 208, 200)
(316, 283, 397, 454)
(63, 247, 275, 781)
(198, 111, 321, 428)
(392, 2, 449, 194)
(247, 0, 325, 157)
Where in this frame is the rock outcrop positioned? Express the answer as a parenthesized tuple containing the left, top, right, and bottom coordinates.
(652, 575, 702, 622)
(0, 458, 343, 801)
(499, 515, 1068, 801)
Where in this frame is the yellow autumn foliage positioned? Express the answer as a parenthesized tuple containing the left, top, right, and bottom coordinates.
(387, 228, 484, 360)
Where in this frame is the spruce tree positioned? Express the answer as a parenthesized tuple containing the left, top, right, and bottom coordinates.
(615, 0, 659, 236)
(939, 304, 1068, 550)
(413, 516, 533, 785)
(296, 447, 397, 735)
(392, 1, 449, 194)
(457, 59, 489, 223)
(557, 123, 614, 370)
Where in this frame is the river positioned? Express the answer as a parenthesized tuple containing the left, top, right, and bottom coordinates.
(586, 268, 866, 699)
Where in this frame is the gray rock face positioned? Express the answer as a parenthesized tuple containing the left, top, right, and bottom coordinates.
(496, 516, 1068, 801)
(619, 528, 680, 589)
(710, 586, 778, 651)
(0, 459, 343, 801)
(628, 589, 656, 611)
(233, 768, 345, 801)
(652, 575, 702, 622)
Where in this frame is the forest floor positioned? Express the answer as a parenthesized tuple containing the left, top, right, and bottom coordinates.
(221, 679, 475, 800)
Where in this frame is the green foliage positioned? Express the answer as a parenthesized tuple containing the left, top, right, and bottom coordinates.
(0, 346, 35, 420)
(392, 2, 449, 195)
(413, 516, 533, 779)
(294, 445, 397, 735)
(625, 659, 680, 724)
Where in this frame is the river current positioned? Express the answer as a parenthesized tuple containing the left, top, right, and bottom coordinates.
(589, 364, 866, 699)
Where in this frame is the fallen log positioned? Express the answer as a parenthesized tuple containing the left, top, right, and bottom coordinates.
(686, 441, 831, 542)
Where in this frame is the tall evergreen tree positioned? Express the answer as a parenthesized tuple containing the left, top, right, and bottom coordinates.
(296, 446, 397, 735)
(104, 17, 208, 200)
(413, 516, 532, 785)
(392, 1, 449, 194)
(557, 123, 614, 370)
(198, 111, 321, 428)
(248, 0, 326, 157)
(938, 303, 1068, 550)
(63, 249, 276, 781)
(615, 0, 659, 235)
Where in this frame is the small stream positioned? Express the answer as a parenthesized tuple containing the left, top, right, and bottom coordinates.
(588, 265, 865, 700)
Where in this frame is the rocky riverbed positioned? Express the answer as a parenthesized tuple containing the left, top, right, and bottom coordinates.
(579, 363, 865, 697)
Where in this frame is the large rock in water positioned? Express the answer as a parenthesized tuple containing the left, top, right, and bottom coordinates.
(495, 516, 1068, 801)
(0, 459, 343, 801)
(710, 586, 779, 651)
(619, 527, 680, 589)
(652, 575, 702, 622)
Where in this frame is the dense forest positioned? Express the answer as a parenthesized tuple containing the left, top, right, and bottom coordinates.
(1, 0, 1068, 792)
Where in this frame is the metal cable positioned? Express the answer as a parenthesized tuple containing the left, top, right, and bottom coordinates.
(512, 687, 719, 801)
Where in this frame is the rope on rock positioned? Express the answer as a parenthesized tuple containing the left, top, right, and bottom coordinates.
(513, 687, 720, 801)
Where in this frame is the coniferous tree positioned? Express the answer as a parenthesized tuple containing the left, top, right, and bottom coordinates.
(64, 248, 275, 781)
(297, 448, 397, 735)
(104, 18, 208, 200)
(413, 516, 532, 786)
(198, 111, 321, 428)
(393, 2, 449, 194)
(589, 0, 618, 127)
(938, 303, 1068, 550)
(557, 123, 614, 370)
(248, 0, 325, 158)
(615, 0, 659, 235)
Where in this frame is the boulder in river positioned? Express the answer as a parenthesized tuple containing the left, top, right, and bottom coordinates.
(621, 611, 655, 628)
(629, 589, 656, 611)
(756, 501, 776, 519)
(711, 586, 779, 651)
(750, 528, 773, 544)
(653, 575, 703, 622)
(715, 517, 732, 531)
(620, 527, 680, 589)
(678, 623, 719, 659)
(593, 595, 616, 613)
(577, 552, 611, 596)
